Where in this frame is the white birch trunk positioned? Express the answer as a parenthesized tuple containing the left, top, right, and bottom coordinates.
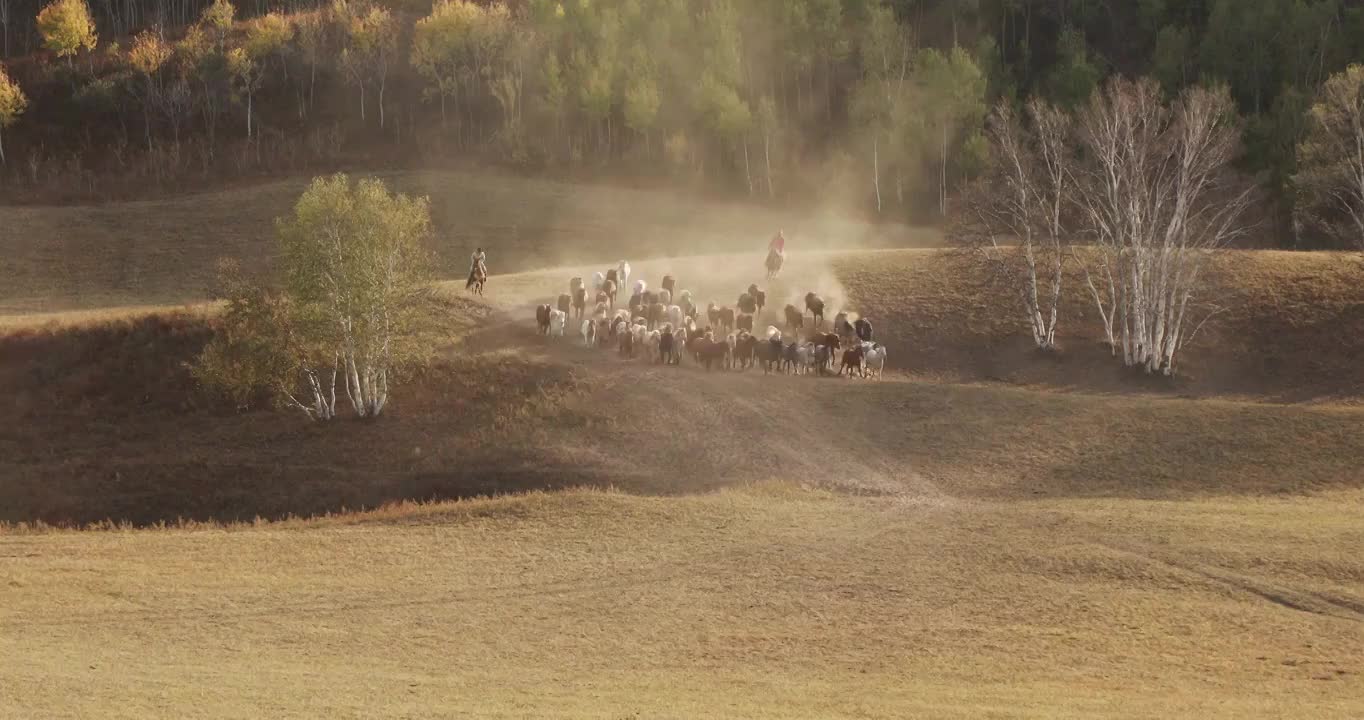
(764, 131, 774, 199)
(743, 139, 753, 197)
(873, 134, 882, 214)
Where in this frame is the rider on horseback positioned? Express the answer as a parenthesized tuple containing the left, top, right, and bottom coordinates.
(467, 247, 488, 291)
(769, 230, 786, 258)
(765, 230, 786, 279)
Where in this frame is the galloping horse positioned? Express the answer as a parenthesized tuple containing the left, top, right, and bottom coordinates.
(466, 263, 487, 296)
(765, 249, 784, 280)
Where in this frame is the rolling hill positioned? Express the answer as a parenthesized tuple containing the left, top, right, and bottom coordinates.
(1, 170, 1362, 718)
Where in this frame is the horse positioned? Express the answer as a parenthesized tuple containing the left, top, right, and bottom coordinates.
(765, 249, 784, 280)
(805, 292, 825, 327)
(603, 279, 618, 309)
(746, 284, 767, 316)
(466, 264, 487, 296)
(572, 288, 588, 319)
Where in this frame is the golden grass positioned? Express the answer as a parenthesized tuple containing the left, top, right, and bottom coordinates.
(2, 245, 1362, 526)
(2, 484, 1361, 718)
(3, 172, 1363, 717)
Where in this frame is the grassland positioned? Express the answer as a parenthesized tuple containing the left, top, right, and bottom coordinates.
(0, 169, 938, 317)
(4, 486, 1362, 718)
(1, 170, 1362, 717)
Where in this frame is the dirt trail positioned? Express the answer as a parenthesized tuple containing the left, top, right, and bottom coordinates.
(453, 250, 948, 502)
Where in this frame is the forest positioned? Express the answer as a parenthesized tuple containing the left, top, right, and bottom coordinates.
(1, 0, 1363, 248)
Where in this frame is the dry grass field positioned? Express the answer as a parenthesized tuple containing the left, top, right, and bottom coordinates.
(4, 486, 1362, 719)
(1, 170, 1362, 718)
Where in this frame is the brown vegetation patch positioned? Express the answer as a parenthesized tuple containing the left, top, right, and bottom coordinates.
(838, 249, 1364, 401)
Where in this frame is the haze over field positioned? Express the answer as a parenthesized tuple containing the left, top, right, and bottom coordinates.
(2, 168, 1363, 717)
(0, 169, 942, 317)
(3, 0, 1364, 714)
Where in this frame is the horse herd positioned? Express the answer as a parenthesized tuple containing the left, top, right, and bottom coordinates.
(533, 261, 889, 379)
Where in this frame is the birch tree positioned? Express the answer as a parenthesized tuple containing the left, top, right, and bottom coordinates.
(233, 13, 293, 138)
(851, 4, 911, 214)
(127, 29, 170, 149)
(195, 258, 341, 420)
(200, 0, 234, 53)
(337, 0, 392, 126)
(483, 5, 529, 140)
(913, 46, 987, 217)
(36, 0, 96, 67)
(411, 0, 479, 128)
(295, 13, 325, 115)
(276, 174, 433, 419)
(623, 45, 660, 155)
(226, 47, 262, 138)
(198, 175, 434, 421)
(953, 99, 1071, 350)
(1072, 78, 1255, 375)
(755, 95, 778, 198)
(1295, 64, 1364, 251)
(176, 24, 227, 152)
(0, 61, 25, 166)
(366, 7, 398, 130)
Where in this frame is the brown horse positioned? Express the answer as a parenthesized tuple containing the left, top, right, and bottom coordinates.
(466, 264, 487, 296)
(765, 249, 784, 280)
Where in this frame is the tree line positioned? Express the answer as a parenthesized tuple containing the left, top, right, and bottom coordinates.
(0, 0, 1363, 247)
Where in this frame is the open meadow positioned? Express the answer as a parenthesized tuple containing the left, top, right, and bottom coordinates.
(2, 170, 1362, 718)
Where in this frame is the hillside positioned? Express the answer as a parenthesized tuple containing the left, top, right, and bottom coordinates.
(0, 170, 936, 317)
(3, 246, 1363, 526)
(2, 171, 1363, 718)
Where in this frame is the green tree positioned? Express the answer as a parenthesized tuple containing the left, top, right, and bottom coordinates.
(1150, 24, 1192, 94)
(195, 259, 333, 417)
(35, 0, 96, 66)
(200, 0, 235, 53)
(226, 47, 262, 138)
(1295, 64, 1364, 250)
(198, 175, 434, 420)
(1200, 0, 1279, 114)
(232, 13, 293, 138)
(176, 24, 228, 151)
(0, 61, 26, 166)
(851, 4, 913, 214)
(1045, 25, 1099, 108)
(566, 1, 620, 156)
(296, 13, 325, 114)
(278, 174, 433, 417)
(412, 0, 480, 127)
(339, 3, 398, 127)
(476, 3, 526, 140)
(807, 0, 845, 119)
(913, 46, 987, 217)
(622, 47, 660, 154)
(756, 95, 779, 198)
(245, 12, 293, 66)
(538, 50, 568, 153)
(127, 29, 171, 150)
